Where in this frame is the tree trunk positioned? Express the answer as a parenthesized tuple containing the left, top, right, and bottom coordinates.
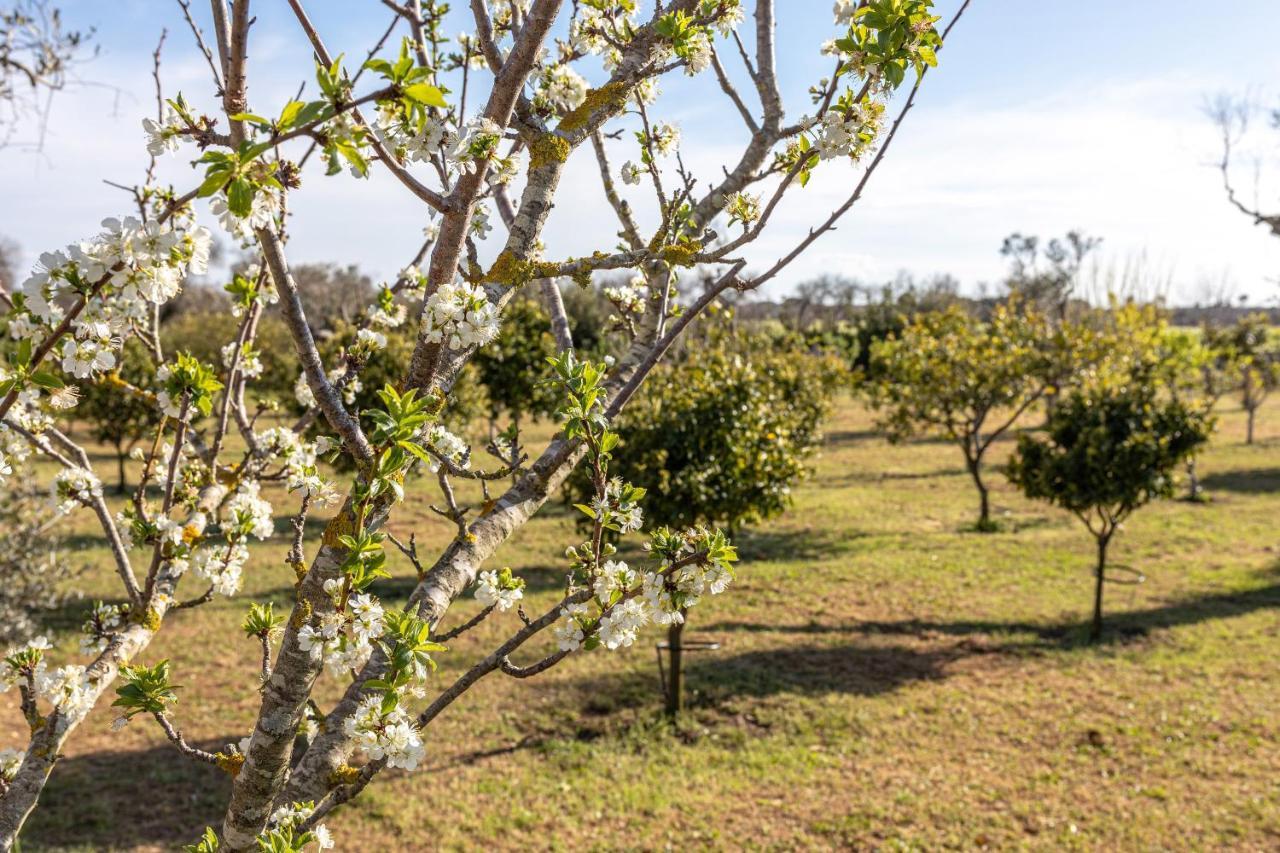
(664, 617, 686, 717)
(965, 449, 991, 530)
(116, 443, 128, 494)
(1185, 457, 1202, 501)
(220, 494, 394, 851)
(1090, 534, 1109, 643)
(1246, 406, 1256, 445)
(280, 436, 591, 805)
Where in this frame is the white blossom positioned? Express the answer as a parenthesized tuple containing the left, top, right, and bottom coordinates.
(344, 696, 426, 771)
(540, 64, 589, 111)
(142, 109, 182, 156)
(420, 280, 501, 350)
(0, 747, 24, 782)
(474, 569, 524, 612)
(53, 467, 102, 514)
(34, 664, 95, 716)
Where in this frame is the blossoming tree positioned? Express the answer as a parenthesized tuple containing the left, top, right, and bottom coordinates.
(0, 0, 962, 848)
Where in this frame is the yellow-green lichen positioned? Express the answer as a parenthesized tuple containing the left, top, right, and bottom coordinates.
(215, 751, 245, 776)
(133, 608, 163, 631)
(657, 240, 700, 268)
(321, 509, 358, 548)
(530, 132, 571, 169)
(290, 599, 313, 629)
(485, 250, 559, 287)
(558, 82, 629, 133)
(329, 764, 361, 786)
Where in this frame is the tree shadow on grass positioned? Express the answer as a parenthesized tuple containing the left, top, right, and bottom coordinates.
(1199, 467, 1280, 495)
(555, 639, 965, 729)
(706, 568, 1280, 654)
(876, 467, 965, 481)
(686, 641, 961, 703)
(20, 737, 233, 852)
(734, 527, 863, 562)
(824, 428, 881, 447)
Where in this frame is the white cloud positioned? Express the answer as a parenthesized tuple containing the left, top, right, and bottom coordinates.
(1, 38, 1276, 306)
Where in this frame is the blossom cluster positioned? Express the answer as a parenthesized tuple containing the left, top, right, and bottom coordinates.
(474, 567, 525, 612)
(604, 275, 649, 327)
(9, 214, 210, 384)
(184, 481, 275, 596)
(590, 477, 646, 533)
(2, 636, 98, 719)
(294, 367, 361, 410)
(212, 188, 282, 244)
(80, 601, 127, 656)
(344, 695, 426, 771)
(258, 427, 340, 509)
(568, 3, 639, 67)
(53, 467, 102, 515)
(554, 527, 737, 652)
(270, 804, 335, 849)
(0, 746, 23, 783)
(814, 97, 886, 162)
(537, 64, 589, 112)
(375, 102, 449, 166)
(425, 424, 470, 471)
(420, 280, 501, 350)
(298, 590, 385, 677)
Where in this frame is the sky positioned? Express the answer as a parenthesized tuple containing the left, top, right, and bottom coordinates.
(2, 0, 1279, 305)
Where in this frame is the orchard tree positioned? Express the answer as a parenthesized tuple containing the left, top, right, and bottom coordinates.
(1204, 313, 1278, 444)
(1006, 381, 1211, 642)
(567, 314, 843, 713)
(1157, 328, 1228, 500)
(0, 0, 963, 848)
(471, 296, 560, 435)
(868, 299, 1055, 530)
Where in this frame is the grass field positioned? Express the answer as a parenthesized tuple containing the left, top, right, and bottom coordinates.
(7, 394, 1280, 851)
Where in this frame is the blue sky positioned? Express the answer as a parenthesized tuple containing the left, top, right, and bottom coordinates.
(3, 0, 1279, 303)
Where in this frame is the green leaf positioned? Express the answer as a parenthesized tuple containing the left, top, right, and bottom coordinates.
(29, 371, 65, 389)
(195, 171, 230, 199)
(397, 440, 433, 464)
(403, 83, 447, 108)
(277, 100, 304, 129)
(294, 100, 331, 127)
(228, 112, 270, 126)
(884, 61, 905, 88)
(226, 178, 254, 218)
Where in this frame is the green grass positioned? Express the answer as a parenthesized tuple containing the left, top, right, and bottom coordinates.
(9, 394, 1280, 851)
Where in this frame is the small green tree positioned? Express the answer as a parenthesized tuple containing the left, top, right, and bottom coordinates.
(868, 300, 1055, 530)
(569, 317, 843, 713)
(1206, 314, 1279, 444)
(76, 338, 161, 492)
(1156, 329, 1227, 500)
(1006, 382, 1211, 642)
